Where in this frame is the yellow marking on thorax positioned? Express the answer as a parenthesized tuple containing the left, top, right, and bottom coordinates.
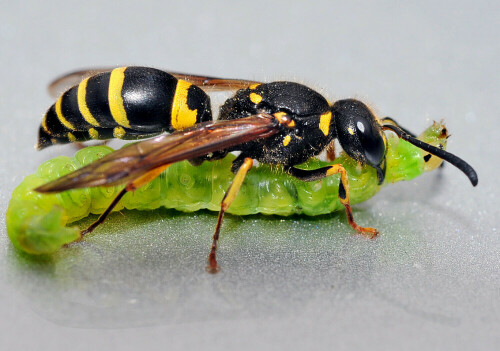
(113, 126, 126, 139)
(274, 111, 287, 124)
(319, 111, 332, 136)
(348, 127, 355, 135)
(108, 67, 131, 128)
(55, 96, 76, 130)
(78, 77, 100, 126)
(283, 135, 292, 146)
(89, 128, 99, 139)
(274, 111, 296, 128)
(249, 83, 260, 90)
(249, 93, 262, 104)
(67, 132, 77, 142)
(171, 80, 198, 130)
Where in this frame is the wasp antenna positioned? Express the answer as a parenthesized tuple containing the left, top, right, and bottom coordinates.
(382, 124, 478, 186)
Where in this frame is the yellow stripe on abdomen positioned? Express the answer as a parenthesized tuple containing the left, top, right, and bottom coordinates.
(171, 80, 198, 130)
(55, 96, 76, 130)
(89, 128, 99, 139)
(78, 77, 100, 127)
(41, 115, 50, 133)
(108, 67, 131, 128)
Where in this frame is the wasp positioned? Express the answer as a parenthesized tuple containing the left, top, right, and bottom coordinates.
(35, 66, 478, 272)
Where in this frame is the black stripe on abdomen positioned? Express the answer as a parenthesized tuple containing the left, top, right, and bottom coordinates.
(59, 86, 93, 130)
(120, 67, 178, 132)
(85, 72, 116, 127)
(43, 105, 70, 137)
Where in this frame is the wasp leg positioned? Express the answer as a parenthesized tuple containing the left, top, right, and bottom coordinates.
(207, 157, 253, 273)
(286, 165, 379, 238)
(381, 117, 416, 138)
(326, 140, 336, 162)
(80, 164, 171, 237)
(80, 188, 127, 236)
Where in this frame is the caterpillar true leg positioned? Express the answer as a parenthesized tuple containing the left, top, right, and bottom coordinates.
(207, 157, 253, 273)
(81, 164, 171, 237)
(286, 164, 379, 238)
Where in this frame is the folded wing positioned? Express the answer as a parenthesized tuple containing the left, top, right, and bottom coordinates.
(36, 114, 278, 192)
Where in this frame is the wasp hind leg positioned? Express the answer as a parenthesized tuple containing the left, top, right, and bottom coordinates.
(286, 165, 379, 238)
(79, 164, 171, 237)
(207, 156, 253, 273)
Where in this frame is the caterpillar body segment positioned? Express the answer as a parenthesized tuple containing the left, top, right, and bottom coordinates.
(7, 122, 448, 255)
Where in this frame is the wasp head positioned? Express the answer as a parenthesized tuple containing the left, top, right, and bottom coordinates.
(332, 99, 387, 184)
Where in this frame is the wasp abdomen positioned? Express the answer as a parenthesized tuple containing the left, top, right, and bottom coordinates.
(37, 67, 212, 149)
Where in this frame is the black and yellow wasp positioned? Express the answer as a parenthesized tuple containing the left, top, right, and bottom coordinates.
(36, 66, 478, 272)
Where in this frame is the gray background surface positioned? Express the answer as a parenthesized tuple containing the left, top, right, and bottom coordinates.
(0, 1, 499, 350)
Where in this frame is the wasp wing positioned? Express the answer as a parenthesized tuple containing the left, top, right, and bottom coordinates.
(48, 67, 261, 98)
(48, 68, 111, 98)
(35, 114, 279, 193)
(168, 73, 260, 91)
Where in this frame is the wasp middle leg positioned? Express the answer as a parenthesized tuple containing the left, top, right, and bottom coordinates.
(285, 165, 379, 238)
(207, 156, 254, 273)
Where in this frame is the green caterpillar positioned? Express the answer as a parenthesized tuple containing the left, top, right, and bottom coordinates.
(6, 122, 447, 255)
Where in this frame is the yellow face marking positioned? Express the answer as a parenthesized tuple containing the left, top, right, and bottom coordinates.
(319, 111, 332, 136)
(89, 128, 99, 139)
(348, 127, 355, 135)
(113, 126, 126, 139)
(288, 120, 296, 127)
(78, 77, 100, 127)
(171, 80, 198, 130)
(249, 83, 260, 90)
(108, 67, 131, 128)
(249, 93, 263, 105)
(67, 132, 77, 142)
(55, 96, 76, 130)
(283, 135, 292, 146)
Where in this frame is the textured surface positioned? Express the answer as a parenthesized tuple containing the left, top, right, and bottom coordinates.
(0, 1, 499, 350)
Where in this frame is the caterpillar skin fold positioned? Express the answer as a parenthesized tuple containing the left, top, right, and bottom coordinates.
(7, 122, 447, 255)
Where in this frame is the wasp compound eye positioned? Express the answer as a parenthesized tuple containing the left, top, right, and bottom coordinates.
(332, 99, 386, 168)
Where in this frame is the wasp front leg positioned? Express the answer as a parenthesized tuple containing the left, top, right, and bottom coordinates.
(286, 165, 379, 238)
